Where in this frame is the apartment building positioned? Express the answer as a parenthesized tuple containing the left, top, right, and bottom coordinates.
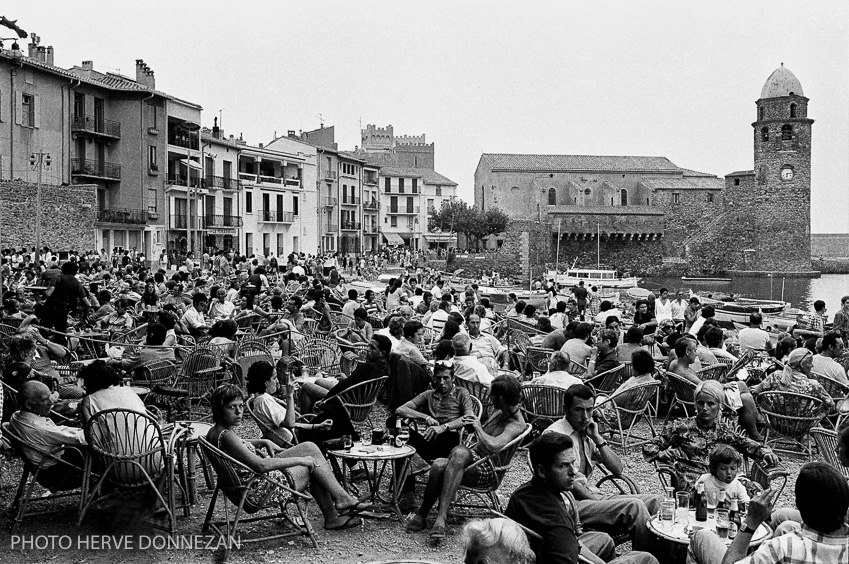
(362, 163, 381, 252)
(240, 133, 317, 258)
(379, 167, 457, 250)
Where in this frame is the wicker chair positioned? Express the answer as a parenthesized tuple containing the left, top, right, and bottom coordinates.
(232, 340, 273, 388)
(330, 311, 354, 331)
(810, 427, 849, 479)
(79, 408, 186, 534)
(450, 423, 533, 516)
(568, 360, 589, 378)
(757, 390, 830, 458)
(696, 363, 728, 383)
(663, 370, 699, 425)
(655, 455, 788, 501)
(810, 371, 849, 418)
(294, 339, 343, 378)
(595, 380, 661, 452)
(198, 437, 317, 560)
(246, 396, 298, 448)
(3, 422, 89, 535)
(323, 375, 388, 432)
(455, 377, 493, 419)
(520, 383, 568, 435)
(333, 329, 370, 376)
(158, 345, 226, 420)
(525, 346, 555, 376)
(583, 365, 626, 395)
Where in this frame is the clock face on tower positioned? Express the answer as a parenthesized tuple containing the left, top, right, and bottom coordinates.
(780, 167, 794, 181)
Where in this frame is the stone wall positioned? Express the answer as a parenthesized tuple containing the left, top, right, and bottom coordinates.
(448, 219, 552, 282)
(0, 180, 97, 251)
(812, 234, 849, 259)
(551, 236, 665, 277)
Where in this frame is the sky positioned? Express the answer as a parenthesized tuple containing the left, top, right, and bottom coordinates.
(9, 1, 849, 232)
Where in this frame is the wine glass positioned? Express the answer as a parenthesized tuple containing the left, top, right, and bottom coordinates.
(397, 425, 410, 447)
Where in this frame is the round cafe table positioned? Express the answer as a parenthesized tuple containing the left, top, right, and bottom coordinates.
(647, 509, 771, 564)
(327, 443, 415, 523)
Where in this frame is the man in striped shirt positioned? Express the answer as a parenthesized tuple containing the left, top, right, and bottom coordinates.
(687, 461, 848, 564)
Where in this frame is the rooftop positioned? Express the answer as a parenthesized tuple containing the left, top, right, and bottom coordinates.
(640, 176, 725, 191)
(379, 166, 457, 186)
(760, 64, 804, 99)
(480, 153, 681, 173)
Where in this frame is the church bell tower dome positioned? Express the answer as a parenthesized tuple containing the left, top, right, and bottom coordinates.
(760, 64, 804, 99)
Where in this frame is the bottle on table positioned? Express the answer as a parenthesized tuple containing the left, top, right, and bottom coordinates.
(717, 489, 727, 511)
(728, 497, 740, 539)
(695, 482, 708, 522)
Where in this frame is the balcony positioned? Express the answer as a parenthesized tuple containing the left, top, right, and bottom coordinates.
(96, 208, 147, 225)
(323, 198, 338, 208)
(325, 224, 338, 234)
(72, 115, 120, 140)
(167, 172, 203, 189)
(388, 206, 420, 215)
(239, 173, 299, 188)
(259, 209, 295, 223)
(363, 200, 379, 211)
(363, 175, 378, 186)
(342, 221, 361, 231)
(170, 216, 202, 230)
(203, 214, 243, 228)
(324, 170, 337, 181)
(366, 224, 380, 234)
(205, 175, 242, 191)
(71, 158, 121, 181)
(284, 178, 301, 188)
(341, 197, 360, 206)
(167, 131, 199, 150)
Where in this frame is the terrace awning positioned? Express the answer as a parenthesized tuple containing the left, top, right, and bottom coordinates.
(383, 232, 405, 246)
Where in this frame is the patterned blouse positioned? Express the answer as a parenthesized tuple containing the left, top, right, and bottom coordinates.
(643, 417, 773, 492)
(751, 370, 835, 411)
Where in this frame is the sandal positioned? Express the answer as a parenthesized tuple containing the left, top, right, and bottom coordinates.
(429, 525, 445, 539)
(336, 498, 370, 516)
(405, 515, 426, 532)
(324, 515, 362, 531)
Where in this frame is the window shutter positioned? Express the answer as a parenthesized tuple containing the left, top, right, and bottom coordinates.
(15, 90, 22, 125)
(33, 94, 40, 128)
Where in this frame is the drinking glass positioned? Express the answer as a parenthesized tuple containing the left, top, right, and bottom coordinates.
(361, 431, 373, 447)
(676, 491, 690, 525)
(660, 499, 676, 532)
(705, 489, 718, 518)
(715, 508, 730, 539)
(342, 434, 353, 452)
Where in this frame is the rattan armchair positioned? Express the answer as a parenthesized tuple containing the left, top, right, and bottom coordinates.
(810, 427, 849, 479)
(696, 363, 729, 383)
(594, 380, 660, 452)
(454, 377, 493, 419)
(198, 437, 317, 560)
(323, 375, 388, 432)
(583, 364, 626, 395)
(810, 371, 849, 418)
(757, 390, 829, 458)
(524, 346, 555, 376)
(520, 383, 568, 435)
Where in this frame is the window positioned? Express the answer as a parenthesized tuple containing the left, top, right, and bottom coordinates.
(399, 178, 405, 194)
(148, 145, 158, 170)
(262, 193, 270, 216)
(20, 93, 35, 127)
(781, 124, 793, 140)
(412, 178, 418, 194)
(406, 196, 414, 213)
(223, 161, 232, 189)
(427, 198, 435, 211)
(672, 193, 680, 204)
(342, 184, 347, 203)
(620, 189, 628, 206)
(734, 178, 740, 186)
(147, 188, 157, 213)
(761, 127, 769, 141)
(223, 197, 233, 219)
(293, 196, 299, 216)
(390, 196, 398, 213)
(790, 103, 796, 118)
(706, 193, 714, 203)
(390, 216, 397, 227)
(276, 194, 284, 219)
(436, 187, 442, 196)
(548, 187, 557, 205)
(73, 93, 84, 123)
(147, 101, 158, 129)
(385, 177, 391, 193)
(245, 191, 253, 213)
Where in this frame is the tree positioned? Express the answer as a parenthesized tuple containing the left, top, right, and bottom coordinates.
(483, 207, 509, 237)
(427, 200, 510, 251)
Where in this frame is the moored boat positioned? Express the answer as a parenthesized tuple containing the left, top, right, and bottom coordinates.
(701, 295, 788, 324)
(681, 276, 732, 283)
(546, 268, 639, 289)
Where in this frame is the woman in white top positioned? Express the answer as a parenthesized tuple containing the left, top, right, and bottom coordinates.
(654, 287, 674, 324)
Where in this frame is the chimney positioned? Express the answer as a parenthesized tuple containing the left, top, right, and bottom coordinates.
(258, 143, 263, 149)
(288, 130, 296, 138)
(28, 42, 36, 59)
(81, 60, 93, 71)
(135, 59, 155, 89)
(37, 46, 46, 63)
(212, 117, 220, 140)
(46, 46, 54, 66)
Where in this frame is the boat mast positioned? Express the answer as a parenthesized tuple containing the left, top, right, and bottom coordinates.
(555, 219, 562, 275)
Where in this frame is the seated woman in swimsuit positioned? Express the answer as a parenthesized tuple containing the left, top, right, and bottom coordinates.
(206, 384, 367, 530)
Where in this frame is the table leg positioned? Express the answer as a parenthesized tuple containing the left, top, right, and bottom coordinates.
(186, 440, 197, 506)
(390, 456, 411, 523)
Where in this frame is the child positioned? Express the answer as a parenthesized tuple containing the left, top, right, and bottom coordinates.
(696, 444, 751, 504)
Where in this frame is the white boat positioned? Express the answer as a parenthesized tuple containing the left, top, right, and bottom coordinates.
(545, 268, 639, 289)
(700, 295, 789, 325)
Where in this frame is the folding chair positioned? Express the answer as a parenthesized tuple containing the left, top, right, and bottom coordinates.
(198, 437, 317, 561)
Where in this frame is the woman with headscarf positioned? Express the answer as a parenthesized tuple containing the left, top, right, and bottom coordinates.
(643, 379, 780, 493)
(751, 347, 834, 410)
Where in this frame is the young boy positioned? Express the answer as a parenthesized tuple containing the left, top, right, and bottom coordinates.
(696, 444, 751, 504)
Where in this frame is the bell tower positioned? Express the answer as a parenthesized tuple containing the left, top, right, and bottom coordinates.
(750, 64, 814, 271)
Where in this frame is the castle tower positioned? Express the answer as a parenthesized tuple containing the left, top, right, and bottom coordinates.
(724, 65, 814, 272)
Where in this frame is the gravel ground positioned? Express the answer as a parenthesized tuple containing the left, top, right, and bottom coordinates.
(0, 408, 807, 564)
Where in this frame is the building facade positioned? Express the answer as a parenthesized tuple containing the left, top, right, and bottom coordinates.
(379, 167, 457, 250)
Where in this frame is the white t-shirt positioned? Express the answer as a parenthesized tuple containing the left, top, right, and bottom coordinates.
(738, 327, 771, 354)
(696, 473, 750, 503)
(252, 393, 287, 429)
(655, 299, 674, 323)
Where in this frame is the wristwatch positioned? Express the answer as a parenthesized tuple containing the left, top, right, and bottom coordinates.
(740, 524, 757, 535)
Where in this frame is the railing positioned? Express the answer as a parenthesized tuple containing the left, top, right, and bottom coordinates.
(284, 178, 301, 187)
(341, 196, 360, 205)
(96, 208, 147, 225)
(259, 175, 282, 185)
(325, 224, 338, 233)
(167, 132, 199, 150)
(388, 206, 420, 214)
(259, 209, 295, 223)
(323, 198, 338, 207)
(72, 115, 121, 138)
(203, 214, 243, 228)
(342, 221, 361, 231)
(71, 158, 121, 180)
(324, 170, 337, 180)
(366, 225, 380, 234)
(204, 175, 242, 191)
(167, 172, 203, 188)
(170, 216, 202, 230)
(239, 172, 257, 185)
(363, 200, 379, 210)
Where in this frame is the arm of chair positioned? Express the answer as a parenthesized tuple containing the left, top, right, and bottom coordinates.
(654, 462, 678, 491)
(750, 459, 789, 498)
(594, 473, 640, 495)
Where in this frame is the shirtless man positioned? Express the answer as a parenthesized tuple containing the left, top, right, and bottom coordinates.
(405, 374, 526, 539)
